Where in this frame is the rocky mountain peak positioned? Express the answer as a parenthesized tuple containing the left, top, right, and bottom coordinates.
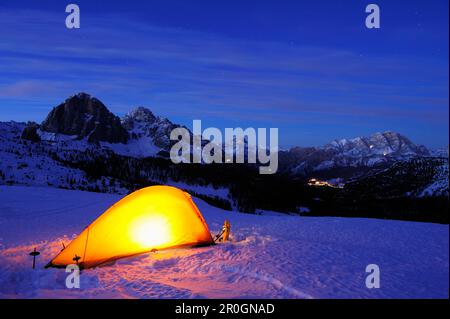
(324, 131, 429, 157)
(40, 92, 129, 144)
(122, 107, 157, 130)
(280, 131, 432, 177)
(120, 106, 182, 150)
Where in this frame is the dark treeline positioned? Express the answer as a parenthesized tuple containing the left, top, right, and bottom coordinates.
(43, 146, 448, 224)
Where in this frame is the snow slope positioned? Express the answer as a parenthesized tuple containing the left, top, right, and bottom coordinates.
(419, 160, 449, 197)
(0, 186, 448, 299)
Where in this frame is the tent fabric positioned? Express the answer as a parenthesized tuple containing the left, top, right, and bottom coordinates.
(46, 186, 214, 269)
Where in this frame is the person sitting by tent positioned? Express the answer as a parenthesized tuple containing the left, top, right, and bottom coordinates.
(214, 220, 231, 242)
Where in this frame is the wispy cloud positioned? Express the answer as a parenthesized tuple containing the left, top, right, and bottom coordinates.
(0, 7, 448, 147)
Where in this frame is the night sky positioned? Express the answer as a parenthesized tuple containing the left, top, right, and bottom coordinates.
(0, 0, 448, 148)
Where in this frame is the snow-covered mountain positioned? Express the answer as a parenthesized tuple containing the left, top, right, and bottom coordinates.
(18, 93, 435, 171)
(280, 131, 431, 176)
(116, 106, 190, 157)
(122, 106, 178, 150)
(20, 93, 194, 158)
(0, 121, 128, 194)
(1, 92, 448, 219)
(325, 131, 429, 159)
(5, 92, 445, 181)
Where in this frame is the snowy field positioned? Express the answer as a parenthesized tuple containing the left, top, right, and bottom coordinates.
(0, 185, 448, 299)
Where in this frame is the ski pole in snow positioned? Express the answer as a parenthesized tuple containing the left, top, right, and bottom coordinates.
(29, 248, 40, 269)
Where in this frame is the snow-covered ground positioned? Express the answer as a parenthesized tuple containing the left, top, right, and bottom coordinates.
(0, 186, 448, 299)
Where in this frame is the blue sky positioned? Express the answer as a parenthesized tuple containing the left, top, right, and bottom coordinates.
(0, 0, 448, 148)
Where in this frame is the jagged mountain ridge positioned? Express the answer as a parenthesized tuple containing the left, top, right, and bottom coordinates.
(279, 131, 431, 176)
(1, 92, 448, 221)
(21, 93, 184, 157)
(325, 132, 429, 158)
(122, 106, 188, 152)
(17, 93, 440, 176)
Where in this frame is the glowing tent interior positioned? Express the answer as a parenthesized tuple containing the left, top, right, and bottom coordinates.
(46, 186, 214, 269)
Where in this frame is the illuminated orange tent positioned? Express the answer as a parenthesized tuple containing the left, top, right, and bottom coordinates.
(46, 186, 214, 269)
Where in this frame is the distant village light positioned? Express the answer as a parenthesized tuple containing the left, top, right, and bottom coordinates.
(307, 178, 340, 188)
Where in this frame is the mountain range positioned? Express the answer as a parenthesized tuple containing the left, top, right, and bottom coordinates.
(1, 92, 448, 222)
(19, 92, 444, 178)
